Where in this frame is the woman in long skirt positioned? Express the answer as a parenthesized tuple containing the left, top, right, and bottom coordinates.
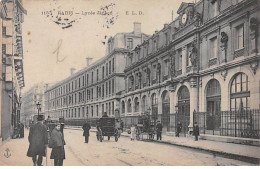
(49, 123, 66, 166)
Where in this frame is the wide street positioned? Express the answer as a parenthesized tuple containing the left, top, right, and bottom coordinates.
(0, 128, 255, 166)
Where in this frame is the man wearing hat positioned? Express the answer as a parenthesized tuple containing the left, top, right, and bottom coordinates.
(156, 120, 163, 140)
(27, 115, 48, 166)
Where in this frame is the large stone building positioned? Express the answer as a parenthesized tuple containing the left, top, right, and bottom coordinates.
(20, 83, 49, 127)
(0, 0, 26, 141)
(123, 0, 260, 138)
(43, 23, 150, 125)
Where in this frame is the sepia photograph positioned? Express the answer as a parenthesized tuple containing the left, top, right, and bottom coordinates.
(0, 0, 259, 166)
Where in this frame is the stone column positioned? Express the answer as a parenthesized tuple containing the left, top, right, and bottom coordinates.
(182, 46, 187, 74)
(188, 77, 198, 134)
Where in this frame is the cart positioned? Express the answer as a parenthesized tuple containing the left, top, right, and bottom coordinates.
(96, 117, 119, 142)
(135, 113, 156, 140)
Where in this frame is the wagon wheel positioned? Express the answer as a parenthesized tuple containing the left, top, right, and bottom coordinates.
(96, 132, 99, 141)
(115, 136, 118, 142)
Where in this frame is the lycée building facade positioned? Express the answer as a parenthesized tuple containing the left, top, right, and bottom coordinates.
(44, 0, 260, 138)
(43, 23, 150, 125)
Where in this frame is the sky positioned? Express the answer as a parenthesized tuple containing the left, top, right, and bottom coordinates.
(21, 0, 193, 93)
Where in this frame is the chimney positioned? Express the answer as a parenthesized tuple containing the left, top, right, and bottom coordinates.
(133, 22, 141, 35)
(86, 57, 93, 67)
(164, 24, 168, 28)
(155, 30, 158, 34)
(70, 68, 76, 75)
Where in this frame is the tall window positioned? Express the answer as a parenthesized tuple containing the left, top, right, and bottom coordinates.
(236, 25, 244, 50)
(230, 73, 250, 111)
(127, 99, 132, 113)
(109, 81, 111, 95)
(109, 61, 111, 74)
(96, 105, 99, 117)
(121, 101, 125, 114)
(97, 69, 99, 82)
(127, 38, 133, 49)
(112, 79, 114, 94)
(112, 101, 114, 115)
(86, 74, 89, 86)
(112, 58, 115, 72)
(91, 106, 93, 117)
(106, 82, 108, 97)
(211, 0, 218, 18)
(142, 96, 147, 112)
(78, 108, 81, 117)
(91, 72, 94, 84)
(109, 102, 111, 115)
(164, 60, 169, 75)
(134, 97, 139, 112)
(96, 86, 99, 99)
(106, 63, 108, 76)
(102, 66, 105, 79)
(179, 52, 182, 70)
(210, 37, 218, 59)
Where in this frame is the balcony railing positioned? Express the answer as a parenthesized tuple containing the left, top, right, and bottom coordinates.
(163, 75, 168, 81)
(176, 69, 182, 76)
(234, 48, 245, 59)
(208, 57, 218, 67)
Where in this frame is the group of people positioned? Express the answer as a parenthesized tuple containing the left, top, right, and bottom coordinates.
(176, 121, 200, 141)
(26, 115, 66, 166)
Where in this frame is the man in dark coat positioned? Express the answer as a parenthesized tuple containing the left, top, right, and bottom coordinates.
(19, 122, 24, 138)
(27, 115, 48, 166)
(193, 122, 200, 141)
(176, 121, 182, 137)
(82, 121, 91, 143)
(156, 120, 163, 140)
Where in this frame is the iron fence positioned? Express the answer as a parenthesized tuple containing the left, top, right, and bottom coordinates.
(194, 110, 260, 139)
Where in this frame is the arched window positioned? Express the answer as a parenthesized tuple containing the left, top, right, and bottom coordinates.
(142, 95, 147, 112)
(127, 99, 132, 113)
(121, 101, 125, 114)
(134, 97, 139, 112)
(206, 79, 221, 98)
(162, 91, 170, 103)
(151, 93, 158, 105)
(178, 86, 190, 101)
(230, 73, 250, 111)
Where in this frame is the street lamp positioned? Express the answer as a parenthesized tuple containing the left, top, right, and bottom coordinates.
(36, 102, 41, 117)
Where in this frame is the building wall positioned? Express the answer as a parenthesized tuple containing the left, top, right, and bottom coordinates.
(122, 0, 260, 133)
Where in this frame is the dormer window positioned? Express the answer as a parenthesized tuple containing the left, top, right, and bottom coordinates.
(127, 38, 133, 49)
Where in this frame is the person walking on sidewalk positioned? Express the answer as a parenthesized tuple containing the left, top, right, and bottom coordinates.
(130, 124, 136, 141)
(27, 115, 48, 166)
(82, 121, 91, 143)
(156, 121, 163, 140)
(193, 122, 200, 141)
(176, 121, 182, 137)
(49, 123, 66, 166)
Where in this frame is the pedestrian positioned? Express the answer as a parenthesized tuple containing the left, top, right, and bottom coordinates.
(176, 121, 182, 137)
(115, 119, 121, 137)
(130, 124, 136, 141)
(193, 122, 200, 141)
(49, 123, 66, 166)
(82, 121, 91, 143)
(156, 120, 163, 140)
(27, 115, 48, 166)
(19, 122, 24, 138)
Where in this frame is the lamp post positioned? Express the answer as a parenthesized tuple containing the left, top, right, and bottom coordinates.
(36, 102, 41, 117)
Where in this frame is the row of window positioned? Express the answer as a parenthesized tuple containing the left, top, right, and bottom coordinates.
(48, 101, 115, 119)
(48, 58, 115, 100)
(48, 79, 116, 109)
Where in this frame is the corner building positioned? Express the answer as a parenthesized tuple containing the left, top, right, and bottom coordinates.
(44, 23, 149, 125)
(122, 0, 260, 138)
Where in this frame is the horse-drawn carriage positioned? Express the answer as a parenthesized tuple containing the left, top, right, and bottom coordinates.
(136, 113, 156, 140)
(96, 117, 119, 142)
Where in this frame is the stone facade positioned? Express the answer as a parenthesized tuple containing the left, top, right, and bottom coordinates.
(0, 0, 26, 141)
(122, 0, 260, 134)
(43, 23, 150, 123)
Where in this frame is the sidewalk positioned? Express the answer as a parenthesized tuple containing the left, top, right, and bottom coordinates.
(120, 131, 260, 165)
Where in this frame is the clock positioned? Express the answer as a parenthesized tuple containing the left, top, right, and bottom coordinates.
(181, 13, 187, 24)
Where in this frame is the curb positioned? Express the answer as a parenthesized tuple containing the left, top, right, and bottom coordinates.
(120, 133, 260, 165)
